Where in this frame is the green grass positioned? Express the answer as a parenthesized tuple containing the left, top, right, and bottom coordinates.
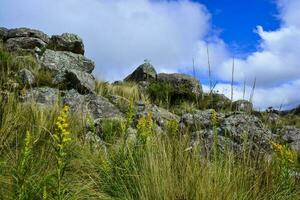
(0, 94, 299, 199)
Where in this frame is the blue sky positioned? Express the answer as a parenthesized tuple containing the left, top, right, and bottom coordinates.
(1, 0, 300, 109)
(198, 0, 280, 54)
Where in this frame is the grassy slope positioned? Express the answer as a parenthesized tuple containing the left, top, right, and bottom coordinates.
(0, 45, 300, 199)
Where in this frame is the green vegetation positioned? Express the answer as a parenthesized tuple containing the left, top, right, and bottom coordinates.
(0, 95, 299, 199)
(147, 82, 198, 109)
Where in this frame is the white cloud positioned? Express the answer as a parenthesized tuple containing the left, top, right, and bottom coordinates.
(0, 0, 222, 80)
(212, 0, 300, 109)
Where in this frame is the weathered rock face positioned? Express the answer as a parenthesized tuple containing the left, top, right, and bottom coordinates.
(157, 73, 202, 96)
(181, 109, 225, 129)
(280, 126, 300, 154)
(16, 69, 35, 86)
(137, 103, 180, 128)
(5, 37, 47, 51)
(124, 63, 157, 82)
(40, 49, 94, 73)
(3, 28, 50, 51)
(23, 87, 60, 106)
(63, 90, 123, 119)
(181, 110, 273, 152)
(6, 28, 50, 43)
(48, 33, 85, 55)
(232, 100, 253, 112)
(62, 70, 95, 94)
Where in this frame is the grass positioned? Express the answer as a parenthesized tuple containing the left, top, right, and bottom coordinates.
(0, 93, 299, 199)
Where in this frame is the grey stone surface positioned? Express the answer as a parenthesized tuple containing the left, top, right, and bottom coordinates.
(157, 73, 202, 96)
(40, 49, 94, 73)
(280, 126, 300, 154)
(5, 37, 47, 51)
(7, 28, 50, 43)
(23, 87, 60, 106)
(63, 90, 123, 119)
(124, 62, 157, 82)
(16, 69, 35, 86)
(48, 33, 84, 55)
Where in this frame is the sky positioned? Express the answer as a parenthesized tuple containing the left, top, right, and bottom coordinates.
(0, 0, 299, 110)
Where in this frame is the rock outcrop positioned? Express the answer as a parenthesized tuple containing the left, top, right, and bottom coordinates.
(280, 126, 300, 154)
(40, 49, 94, 73)
(181, 110, 273, 153)
(48, 33, 85, 55)
(124, 62, 157, 82)
(156, 73, 202, 96)
(63, 89, 123, 119)
(3, 28, 50, 51)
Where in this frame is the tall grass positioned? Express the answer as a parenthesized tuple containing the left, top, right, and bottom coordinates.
(1, 93, 299, 199)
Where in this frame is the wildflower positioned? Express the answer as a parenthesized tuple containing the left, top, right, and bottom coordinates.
(271, 141, 297, 164)
(137, 112, 153, 143)
(52, 105, 71, 199)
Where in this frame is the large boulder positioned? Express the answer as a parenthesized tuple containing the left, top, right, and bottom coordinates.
(63, 90, 123, 119)
(58, 69, 95, 94)
(6, 28, 50, 43)
(280, 126, 300, 154)
(232, 100, 253, 112)
(5, 37, 47, 51)
(221, 113, 272, 149)
(124, 62, 157, 82)
(40, 49, 94, 73)
(180, 109, 225, 129)
(48, 33, 85, 55)
(157, 73, 202, 96)
(181, 110, 273, 152)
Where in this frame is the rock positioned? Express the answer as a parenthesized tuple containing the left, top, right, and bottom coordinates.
(202, 92, 231, 110)
(181, 110, 273, 152)
(137, 104, 180, 128)
(180, 109, 225, 129)
(266, 113, 281, 126)
(48, 33, 84, 55)
(22, 87, 60, 106)
(40, 49, 94, 73)
(157, 73, 202, 96)
(63, 90, 123, 119)
(0, 27, 8, 41)
(232, 100, 253, 112)
(280, 126, 300, 154)
(108, 95, 131, 112)
(124, 62, 157, 82)
(57, 69, 95, 94)
(221, 113, 272, 150)
(7, 28, 50, 43)
(16, 69, 35, 86)
(5, 37, 47, 51)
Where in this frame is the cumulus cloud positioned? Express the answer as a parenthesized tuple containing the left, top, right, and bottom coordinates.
(0, 0, 223, 80)
(213, 0, 300, 109)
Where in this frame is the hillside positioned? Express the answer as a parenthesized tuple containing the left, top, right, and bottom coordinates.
(0, 27, 300, 199)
